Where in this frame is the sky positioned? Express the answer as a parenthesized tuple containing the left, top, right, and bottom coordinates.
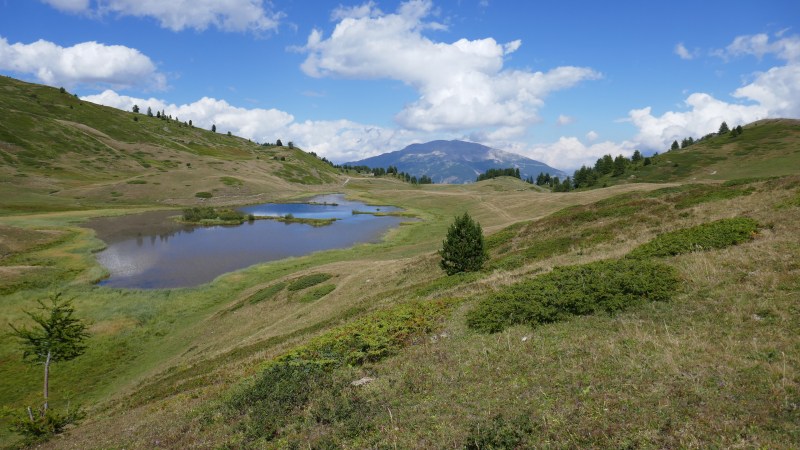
(0, 0, 798, 170)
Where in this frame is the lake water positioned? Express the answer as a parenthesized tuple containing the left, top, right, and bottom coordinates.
(87, 194, 406, 289)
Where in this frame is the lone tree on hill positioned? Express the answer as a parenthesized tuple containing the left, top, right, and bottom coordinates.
(671, 140, 679, 151)
(9, 293, 89, 433)
(146, 106, 153, 117)
(439, 212, 488, 275)
(211, 124, 217, 133)
(10, 294, 89, 412)
(276, 139, 283, 147)
(132, 104, 139, 113)
(718, 121, 730, 134)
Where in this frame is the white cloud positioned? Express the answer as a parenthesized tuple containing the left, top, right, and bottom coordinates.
(585, 130, 598, 141)
(497, 137, 635, 171)
(301, 0, 599, 134)
(81, 90, 425, 163)
(630, 32, 800, 151)
(0, 37, 165, 89)
(40, 0, 89, 12)
(556, 114, 574, 126)
(629, 93, 767, 150)
(720, 33, 800, 62)
(732, 64, 800, 117)
(331, 1, 382, 21)
(674, 42, 695, 60)
(40, 0, 282, 32)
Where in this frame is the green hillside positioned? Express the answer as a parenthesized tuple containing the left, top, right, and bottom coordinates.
(0, 76, 799, 448)
(0, 76, 341, 214)
(614, 119, 800, 185)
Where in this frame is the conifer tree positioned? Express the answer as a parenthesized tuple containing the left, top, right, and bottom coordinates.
(439, 213, 488, 275)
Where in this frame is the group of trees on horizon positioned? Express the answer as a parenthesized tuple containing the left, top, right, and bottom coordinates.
(337, 164, 434, 185)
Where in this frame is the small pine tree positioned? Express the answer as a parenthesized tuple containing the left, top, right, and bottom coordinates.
(132, 104, 140, 114)
(718, 121, 730, 134)
(439, 213, 488, 275)
(146, 106, 153, 117)
(671, 140, 679, 151)
(276, 139, 283, 147)
(211, 124, 217, 133)
(9, 293, 89, 433)
(632, 150, 643, 162)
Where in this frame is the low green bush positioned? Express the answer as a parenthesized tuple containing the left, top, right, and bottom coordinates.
(6, 405, 86, 445)
(298, 284, 335, 303)
(287, 273, 333, 291)
(194, 191, 212, 199)
(627, 217, 758, 259)
(247, 282, 287, 304)
(181, 207, 244, 223)
(466, 259, 678, 333)
(223, 298, 458, 443)
(464, 414, 536, 450)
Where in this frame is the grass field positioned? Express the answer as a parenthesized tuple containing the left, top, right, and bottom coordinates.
(1, 76, 799, 448)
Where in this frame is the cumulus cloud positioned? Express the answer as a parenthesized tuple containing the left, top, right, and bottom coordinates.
(585, 130, 598, 142)
(40, 0, 89, 12)
(81, 90, 425, 162)
(674, 42, 695, 60)
(40, 0, 282, 32)
(630, 32, 800, 151)
(556, 114, 574, 126)
(718, 33, 800, 62)
(301, 0, 599, 134)
(494, 137, 635, 171)
(0, 37, 165, 89)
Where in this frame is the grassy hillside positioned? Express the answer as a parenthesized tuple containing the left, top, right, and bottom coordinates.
(0, 76, 341, 214)
(0, 76, 799, 448)
(575, 118, 800, 188)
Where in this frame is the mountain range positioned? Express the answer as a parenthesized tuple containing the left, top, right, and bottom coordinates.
(345, 140, 565, 184)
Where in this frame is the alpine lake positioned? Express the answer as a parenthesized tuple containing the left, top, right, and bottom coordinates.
(86, 194, 407, 289)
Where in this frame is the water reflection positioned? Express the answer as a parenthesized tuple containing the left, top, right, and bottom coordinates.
(86, 194, 406, 289)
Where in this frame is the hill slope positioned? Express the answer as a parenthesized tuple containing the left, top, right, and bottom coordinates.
(346, 139, 566, 184)
(0, 76, 341, 214)
(613, 118, 800, 185)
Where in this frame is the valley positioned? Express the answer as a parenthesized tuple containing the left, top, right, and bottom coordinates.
(1, 77, 799, 448)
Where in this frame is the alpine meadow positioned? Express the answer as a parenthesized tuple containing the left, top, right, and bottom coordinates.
(1, 1, 800, 448)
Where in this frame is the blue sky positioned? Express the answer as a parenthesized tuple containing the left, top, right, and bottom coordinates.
(1, 0, 798, 168)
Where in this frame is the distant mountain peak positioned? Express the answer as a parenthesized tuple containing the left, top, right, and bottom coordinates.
(345, 140, 565, 184)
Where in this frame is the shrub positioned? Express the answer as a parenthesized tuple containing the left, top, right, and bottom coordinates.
(287, 273, 333, 291)
(298, 284, 335, 303)
(464, 414, 535, 450)
(217, 209, 244, 222)
(195, 191, 212, 199)
(466, 259, 679, 333)
(8, 405, 86, 444)
(439, 212, 488, 275)
(224, 299, 458, 442)
(182, 206, 216, 222)
(627, 217, 758, 259)
(247, 282, 287, 304)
